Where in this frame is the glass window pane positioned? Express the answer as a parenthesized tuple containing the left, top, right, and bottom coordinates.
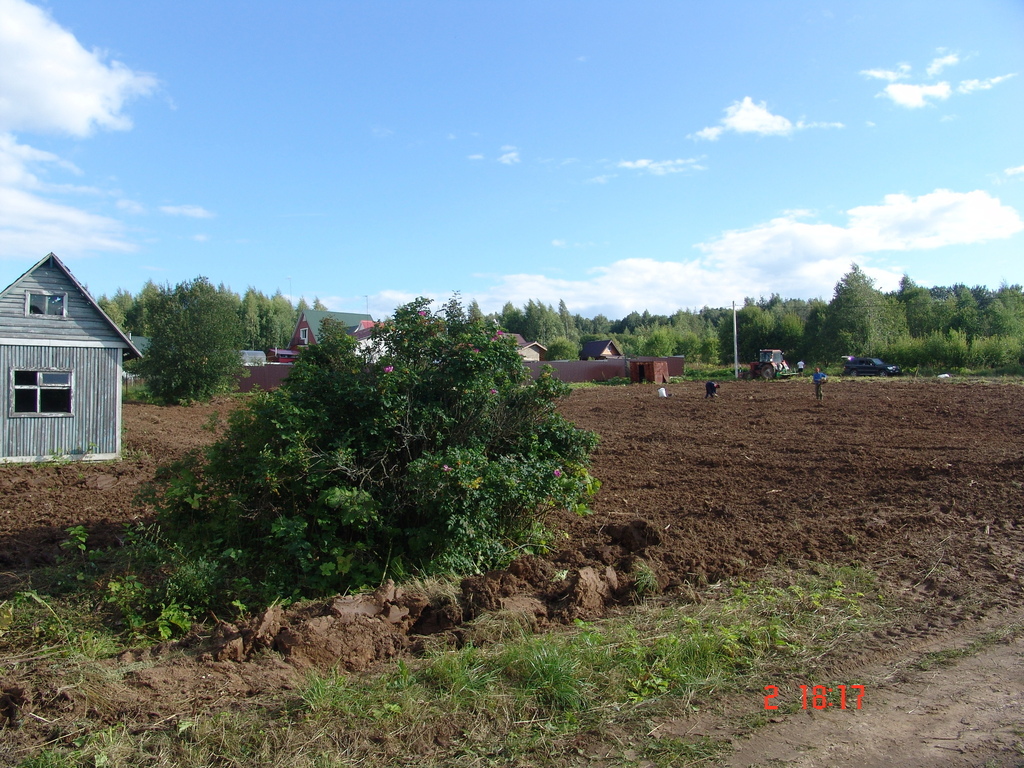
(14, 370, 37, 386)
(40, 372, 70, 386)
(14, 389, 37, 412)
(27, 293, 64, 315)
(39, 388, 72, 413)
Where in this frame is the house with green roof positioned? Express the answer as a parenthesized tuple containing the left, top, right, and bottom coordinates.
(289, 309, 374, 349)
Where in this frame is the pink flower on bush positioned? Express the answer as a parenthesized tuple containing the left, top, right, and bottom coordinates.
(489, 388, 497, 394)
(442, 465, 451, 472)
(383, 366, 394, 373)
(553, 469, 563, 477)
(418, 311, 426, 316)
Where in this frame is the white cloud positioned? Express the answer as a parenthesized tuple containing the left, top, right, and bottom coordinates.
(116, 198, 145, 214)
(617, 158, 703, 175)
(860, 64, 912, 82)
(845, 189, 1023, 250)
(693, 126, 724, 141)
(1006, 165, 1024, 176)
(881, 82, 952, 108)
(497, 150, 520, 165)
(692, 97, 839, 141)
(159, 204, 214, 218)
(552, 239, 567, 247)
(0, 185, 133, 259)
(0, 0, 157, 136)
(0, 1, 159, 261)
(868, 55, 1012, 108)
(471, 189, 1022, 316)
(927, 53, 960, 77)
(722, 97, 793, 135)
(467, 154, 484, 160)
(191, 234, 209, 242)
(0, 133, 135, 260)
(958, 74, 1016, 94)
(0, 133, 77, 189)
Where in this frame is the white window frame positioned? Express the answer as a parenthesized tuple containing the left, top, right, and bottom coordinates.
(10, 368, 74, 417)
(299, 327, 309, 344)
(24, 291, 68, 318)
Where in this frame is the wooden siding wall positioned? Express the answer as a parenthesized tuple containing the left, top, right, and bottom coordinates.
(1, 346, 122, 461)
(0, 260, 126, 346)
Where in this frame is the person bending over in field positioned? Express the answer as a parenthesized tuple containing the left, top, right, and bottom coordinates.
(705, 381, 720, 398)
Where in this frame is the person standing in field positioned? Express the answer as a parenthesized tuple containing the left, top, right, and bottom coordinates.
(797, 360, 805, 375)
(812, 367, 827, 401)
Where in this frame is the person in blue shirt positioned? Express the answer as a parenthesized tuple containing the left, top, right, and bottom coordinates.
(812, 367, 827, 400)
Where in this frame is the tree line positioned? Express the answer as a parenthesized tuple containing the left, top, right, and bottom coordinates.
(102, 264, 1024, 386)
(482, 265, 1024, 371)
(99, 280, 330, 351)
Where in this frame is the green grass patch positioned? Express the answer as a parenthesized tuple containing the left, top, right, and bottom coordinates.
(913, 623, 1024, 671)
(14, 564, 887, 768)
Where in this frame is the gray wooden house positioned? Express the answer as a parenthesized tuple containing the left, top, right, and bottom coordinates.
(0, 253, 141, 462)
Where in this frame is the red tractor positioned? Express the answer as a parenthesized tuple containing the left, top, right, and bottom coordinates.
(742, 349, 795, 380)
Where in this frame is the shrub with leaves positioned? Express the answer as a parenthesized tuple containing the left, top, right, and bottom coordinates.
(134, 276, 244, 404)
(155, 297, 598, 603)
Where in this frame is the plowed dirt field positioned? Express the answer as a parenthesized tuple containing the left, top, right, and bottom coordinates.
(1, 378, 1022, 765)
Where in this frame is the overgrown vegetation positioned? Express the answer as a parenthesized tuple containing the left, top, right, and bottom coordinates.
(131, 277, 244, 404)
(151, 297, 599, 609)
(9, 565, 885, 768)
(102, 265, 1024, 377)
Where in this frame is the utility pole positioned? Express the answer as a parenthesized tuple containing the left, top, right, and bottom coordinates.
(733, 301, 740, 379)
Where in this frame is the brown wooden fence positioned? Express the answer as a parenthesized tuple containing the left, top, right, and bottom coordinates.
(523, 357, 685, 383)
(236, 356, 685, 392)
(235, 364, 292, 393)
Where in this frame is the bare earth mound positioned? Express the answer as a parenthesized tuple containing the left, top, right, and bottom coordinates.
(1, 379, 1023, 764)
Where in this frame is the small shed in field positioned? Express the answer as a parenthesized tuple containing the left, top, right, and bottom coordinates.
(0, 253, 141, 462)
(629, 360, 669, 384)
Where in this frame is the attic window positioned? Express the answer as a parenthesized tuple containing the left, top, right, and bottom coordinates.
(299, 327, 309, 344)
(12, 370, 73, 415)
(26, 292, 66, 317)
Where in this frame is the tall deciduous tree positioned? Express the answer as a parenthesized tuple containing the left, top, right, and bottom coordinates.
(820, 265, 906, 359)
(137, 277, 245, 404)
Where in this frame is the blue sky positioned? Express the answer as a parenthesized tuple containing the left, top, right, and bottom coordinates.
(1, 0, 1022, 319)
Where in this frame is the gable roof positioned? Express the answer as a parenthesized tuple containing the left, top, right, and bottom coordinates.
(0, 253, 141, 359)
(293, 309, 374, 343)
(509, 333, 547, 352)
(580, 339, 622, 359)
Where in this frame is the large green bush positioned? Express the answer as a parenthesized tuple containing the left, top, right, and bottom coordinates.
(154, 298, 598, 603)
(134, 277, 244, 404)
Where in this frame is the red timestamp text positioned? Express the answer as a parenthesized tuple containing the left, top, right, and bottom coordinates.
(763, 684, 865, 710)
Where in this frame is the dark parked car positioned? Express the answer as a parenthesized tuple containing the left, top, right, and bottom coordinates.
(843, 357, 901, 377)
